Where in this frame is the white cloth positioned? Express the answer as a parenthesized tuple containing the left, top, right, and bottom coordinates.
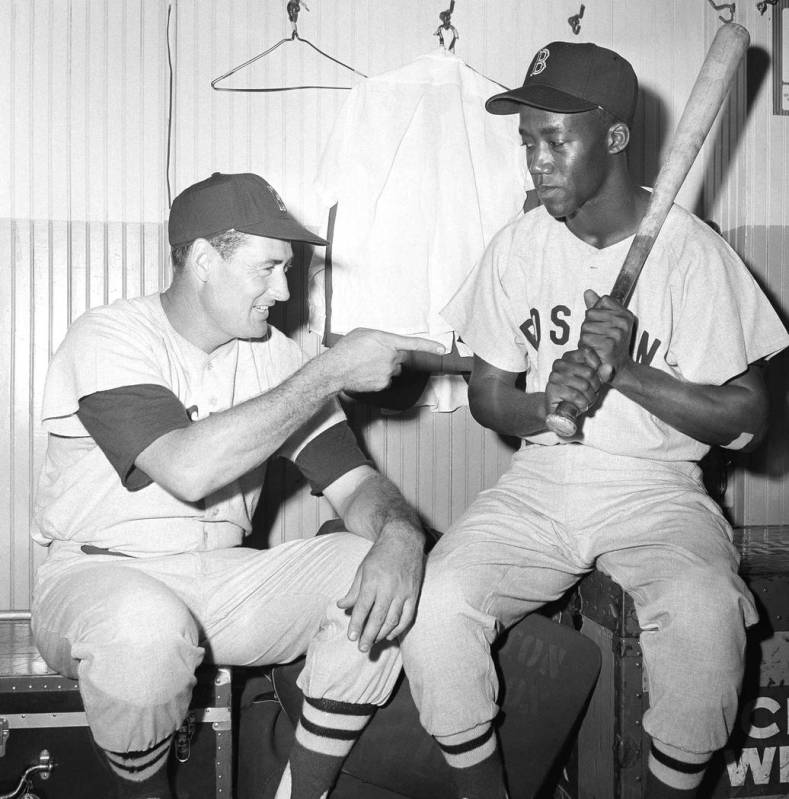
(442, 203, 789, 462)
(314, 51, 528, 411)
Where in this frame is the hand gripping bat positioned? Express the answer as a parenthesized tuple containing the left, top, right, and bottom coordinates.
(544, 22, 751, 438)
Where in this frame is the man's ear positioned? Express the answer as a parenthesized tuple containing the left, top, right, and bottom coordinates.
(608, 122, 630, 155)
(189, 238, 215, 283)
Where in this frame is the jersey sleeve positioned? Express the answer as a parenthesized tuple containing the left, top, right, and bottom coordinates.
(42, 306, 173, 437)
(664, 216, 789, 385)
(293, 420, 373, 496)
(440, 221, 530, 374)
(77, 385, 191, 491)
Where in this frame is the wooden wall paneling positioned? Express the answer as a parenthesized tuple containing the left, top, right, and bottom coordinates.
(717, 3, 789, 526)
(11, 221, 33, 609)
(398, 410, 424, 522)
(66, 1, 89, 224)
(106, 222, 126, 305)
(87, 220, 107, 309)
(0, 3, 10, 218)
(432, 410, 456, 534)
(9, 0, 33, 220)
(30, 221, 54, 590)
(50, 1, 72, 222)
(414, 403, 438, 532)
(0, 220, 14, 608)
(68, 221, 88, 326)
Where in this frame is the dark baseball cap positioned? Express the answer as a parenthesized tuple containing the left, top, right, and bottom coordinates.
(485, 41, 638, 126)
(168, 172, 328, 247)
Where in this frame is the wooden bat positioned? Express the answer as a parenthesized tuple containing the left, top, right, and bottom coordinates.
(545, 22, 750, 438)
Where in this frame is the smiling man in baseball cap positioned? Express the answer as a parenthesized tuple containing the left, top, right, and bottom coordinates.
(400, 41, 787, 799)
(32, 171, 445, 799)
(168, 171, 329, 247)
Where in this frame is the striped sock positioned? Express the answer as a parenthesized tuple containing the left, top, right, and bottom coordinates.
(435, 723, 508, 799)
(100, 735, 173, 798)
(646, 741, 710, 798)
(275, 695, 374, 799)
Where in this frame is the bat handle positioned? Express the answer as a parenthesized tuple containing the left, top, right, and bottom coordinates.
(545, 400, 581, 437)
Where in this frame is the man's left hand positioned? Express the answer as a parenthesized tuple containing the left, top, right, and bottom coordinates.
(579, 289, 636, 384)
(337, 527, 425, 653)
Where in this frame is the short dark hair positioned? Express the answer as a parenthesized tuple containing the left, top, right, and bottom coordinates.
(170, 229, 248, 271)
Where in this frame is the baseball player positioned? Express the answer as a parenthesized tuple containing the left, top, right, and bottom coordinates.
(31, 172, 444, 799)
(399, 43, 789, 799)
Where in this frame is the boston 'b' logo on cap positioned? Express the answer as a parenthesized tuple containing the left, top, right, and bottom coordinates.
(530, 48, 550, 77)
(265, 183, 287, 213)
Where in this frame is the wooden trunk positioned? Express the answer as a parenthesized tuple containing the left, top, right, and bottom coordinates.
(0, 616, 233, 799)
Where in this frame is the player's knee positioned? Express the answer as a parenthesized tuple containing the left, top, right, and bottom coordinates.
(75, 594, 201, 711)
(94, 580, 200, 663)
(661, 566, 749, 635)
(408, 559, 484, 643)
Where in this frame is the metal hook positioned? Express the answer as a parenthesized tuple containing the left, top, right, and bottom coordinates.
(706, 0, 736, 23)
(435, 1, 459, 52)
(287, 0, 310, 39)
(756, 0, 778, 14)
(568, 4, 585, 36)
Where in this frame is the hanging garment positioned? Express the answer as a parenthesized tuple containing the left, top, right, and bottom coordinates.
(313, 51, 529, 411)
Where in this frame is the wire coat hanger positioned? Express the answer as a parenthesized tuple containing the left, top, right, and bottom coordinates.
(211, 1, 367, 93)
(432, 2, 508, 90)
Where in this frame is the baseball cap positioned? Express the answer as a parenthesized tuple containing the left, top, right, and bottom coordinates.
(168, 172, 328, 247)
(485, 42, 638, 126)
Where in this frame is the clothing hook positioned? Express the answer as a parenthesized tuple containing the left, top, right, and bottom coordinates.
(568, 4, 585, 36)
(706, 0, 736, 23)
(435, 1, 459, 52)
(287, 0, 310, 39)
(756, 0, 778, 14)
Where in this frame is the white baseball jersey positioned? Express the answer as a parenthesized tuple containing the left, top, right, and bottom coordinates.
(442, 204, 789, 462)
(33, 293, 345, 557)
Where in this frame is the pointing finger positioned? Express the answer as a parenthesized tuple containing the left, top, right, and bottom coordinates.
(382, 333, 446, 355)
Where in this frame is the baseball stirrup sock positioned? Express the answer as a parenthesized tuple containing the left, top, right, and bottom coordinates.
(275, 695, 375, 799)
(100, 735, 173, 797)
(435, 724, 508, 799)
(646, 741, 710, 797)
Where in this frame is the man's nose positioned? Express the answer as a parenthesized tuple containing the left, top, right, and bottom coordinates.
(530, 144, 554, 175)
(270, 268, 290, 301)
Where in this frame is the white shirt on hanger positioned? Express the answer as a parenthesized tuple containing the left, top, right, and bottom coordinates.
(313, 51, 529, 410)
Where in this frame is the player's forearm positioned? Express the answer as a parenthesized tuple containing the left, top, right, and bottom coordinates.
(137, 353, 345, 501)
(613, 362, 767, 446)
(468, 379, 549, 438)
(339, 472, 426, 548)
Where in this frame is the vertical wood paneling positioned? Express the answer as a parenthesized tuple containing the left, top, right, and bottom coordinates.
(11, 221, 33, 607)
(3, 1, 789, 607)
(705, 1, 789, 525)
(0, 0, 170, 609)
(0, 222, 13, 598)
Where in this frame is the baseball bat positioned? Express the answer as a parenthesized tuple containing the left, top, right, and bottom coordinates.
(545, 22, 750, 438)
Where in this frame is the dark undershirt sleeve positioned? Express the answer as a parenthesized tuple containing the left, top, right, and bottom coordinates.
(293, 421, 373, 496)
(77, 384, 191, 492)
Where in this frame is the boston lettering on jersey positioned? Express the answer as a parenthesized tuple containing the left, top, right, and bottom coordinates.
(519, 306, 661, 367)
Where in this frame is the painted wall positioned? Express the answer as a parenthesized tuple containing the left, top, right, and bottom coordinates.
(1, 0, 787, 609)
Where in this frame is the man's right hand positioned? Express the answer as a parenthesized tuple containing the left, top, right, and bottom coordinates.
(545, 347, 605, 418)
(325, 329, 445, 394)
